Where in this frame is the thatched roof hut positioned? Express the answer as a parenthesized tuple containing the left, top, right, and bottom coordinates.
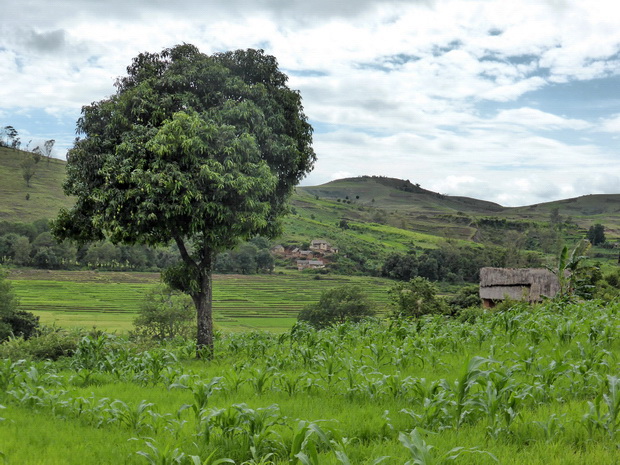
(479, 267, 560, 308)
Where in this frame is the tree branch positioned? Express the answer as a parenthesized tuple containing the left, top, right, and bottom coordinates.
(173, 234, 197, 270)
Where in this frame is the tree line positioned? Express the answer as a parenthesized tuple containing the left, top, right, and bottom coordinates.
(0, 220, 274, 274)
(380, 242, 544, 283)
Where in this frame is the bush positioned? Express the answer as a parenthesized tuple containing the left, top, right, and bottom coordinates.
(133, 285, 195, 340)
(0, 267, 40, 342)
(0, 326, 81, 360)
(456, 306, 486, 324)
(389, 277, 449, 319)
(448, 285, 482, 315)
(297, 285, 375, 329)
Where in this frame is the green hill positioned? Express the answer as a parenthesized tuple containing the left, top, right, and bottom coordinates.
(294, 176, 620, 243)
(0, 146, 73, 222)
(0, 147, 618, 262)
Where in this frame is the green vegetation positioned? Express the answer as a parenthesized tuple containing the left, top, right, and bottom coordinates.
(1, 144, 619, 282)
(7, 270, 392, 333)
(388, 277, 449, 318)
(0, 146, 73, 222)
(587, 223, 606, 246)
(0, 267, 39, 341)
(1, 300, 619, 463)
(133, 285, 195, 341)
(53, 45, 316, 355)
(297, 285, 375, 328)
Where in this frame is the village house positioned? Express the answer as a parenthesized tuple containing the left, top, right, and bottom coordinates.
(479, 267, 561, 308)
(309, 239, 338, 254)
(271, 239, 338, 271)
(271, 244, 285, 255)
(296, 259, 325, 271)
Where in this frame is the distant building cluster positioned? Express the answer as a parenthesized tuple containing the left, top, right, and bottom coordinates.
(271, 239, 338, 270)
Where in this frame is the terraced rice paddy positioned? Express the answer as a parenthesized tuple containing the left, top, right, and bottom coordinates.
(8, 270, 392, 332)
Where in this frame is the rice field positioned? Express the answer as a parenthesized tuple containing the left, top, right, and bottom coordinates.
(8, 270, 392, 332)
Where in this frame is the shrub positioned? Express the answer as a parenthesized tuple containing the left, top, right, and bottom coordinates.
(0, 326, 81, 360)
(297, 285, 375, 329)
(0, 267, 40, 342)
(448, 285, 482, 315)
(133, 285, 195, 340)
(389, 277, 449, 319)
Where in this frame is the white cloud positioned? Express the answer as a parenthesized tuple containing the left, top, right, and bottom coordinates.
(494, 108, 591, 130)
(1, 0, 620, 206)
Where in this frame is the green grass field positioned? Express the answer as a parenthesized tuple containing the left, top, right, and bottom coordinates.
(8, 269, 392, 333)
(0, 300, 618, 464)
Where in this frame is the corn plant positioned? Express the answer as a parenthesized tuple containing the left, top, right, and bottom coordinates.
(289, 420, 333, 465)
(240, 447, 275, 464)
(277, 372, 308, 397)
(107, 399, 155, 433)
(249, 368, 275, 396)
(398, 428, 497, 465)
(179, 377, 223, 423)
(188, 450, 235, 465)
(453, 357, 493, 427)
(136, 438, 186, 465)
(216, 371, 242, 396)
(534, 414, 565, 442)
(0, 359, 24, 396)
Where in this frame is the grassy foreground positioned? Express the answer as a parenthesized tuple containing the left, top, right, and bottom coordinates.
(1, 299, 619, 464)
(8, 270, 392, 333)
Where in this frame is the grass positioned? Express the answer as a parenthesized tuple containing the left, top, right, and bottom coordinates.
(0, 299, 619, 464)
(8, 269, 393, 333)
(0, 147, 74, 222)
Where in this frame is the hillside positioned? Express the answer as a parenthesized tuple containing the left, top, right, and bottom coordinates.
(1, 148, 618, 264)
(294, 176, 620, 244)
(0, 146, 73, 222)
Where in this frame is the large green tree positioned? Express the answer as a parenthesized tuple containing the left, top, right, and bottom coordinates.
(53, 44, 315, 355)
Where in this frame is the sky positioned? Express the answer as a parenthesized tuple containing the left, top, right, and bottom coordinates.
(1, 0, 620, 207)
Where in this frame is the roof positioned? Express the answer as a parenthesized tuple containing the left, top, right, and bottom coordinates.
(479, 267, 561, 301)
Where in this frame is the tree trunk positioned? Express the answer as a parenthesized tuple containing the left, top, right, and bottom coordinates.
(192, 254, 214, 359)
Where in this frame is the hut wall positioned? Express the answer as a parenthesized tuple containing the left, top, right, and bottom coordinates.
(479, 267, 561, 303)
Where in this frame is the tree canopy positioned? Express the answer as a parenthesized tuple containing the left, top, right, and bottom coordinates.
(587, 224, 606, 246)
(297, 285, 375, 329)
(53, 44, 315, 355)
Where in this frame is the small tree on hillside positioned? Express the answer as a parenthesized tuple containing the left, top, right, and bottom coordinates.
(587, 224, 606, 246)
(298, 285, 375, 329)
(53, 44, 315, 357)
(20, 155, 37, 187)
(43, 139, 55, 163)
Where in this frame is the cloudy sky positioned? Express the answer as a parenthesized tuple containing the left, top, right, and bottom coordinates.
(2, 0, 620, 206)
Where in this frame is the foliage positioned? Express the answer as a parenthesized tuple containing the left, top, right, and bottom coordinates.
(133, 285, 195, 341)
(0, 267, 39, 342)
(549, 239, 594, 301)
(0, 325, 80, 360)
(389, 277, 449, 319)
(381, 242, 542, 284)
(297, 285, 375, 329)
(52, 44, 315, 355)
(447, 285, 481, 314)
(1, 301, 620, 463)
(587, 223, 606, 245)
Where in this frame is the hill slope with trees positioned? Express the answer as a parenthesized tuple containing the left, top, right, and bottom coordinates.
(0, 146, 618, 277)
